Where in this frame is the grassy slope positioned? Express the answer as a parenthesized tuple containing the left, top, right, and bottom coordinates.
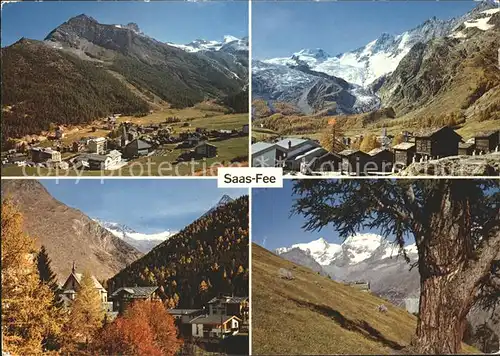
(252, 243, 479, 355)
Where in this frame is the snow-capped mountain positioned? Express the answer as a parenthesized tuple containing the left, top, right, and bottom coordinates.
(253, 60, 380, 114)
(167, 35, 248, 53)
(256, 2, 498, 115)
(94, 219, 175, 253)
(276, 233, 417, 267)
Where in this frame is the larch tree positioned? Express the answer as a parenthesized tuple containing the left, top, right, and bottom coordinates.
(320, 119, 345, 153)
(291, 179, 499, 354)
(359, 134, 381, 153)
(65, 271, 104, 347)
(1, 200, 63, 354)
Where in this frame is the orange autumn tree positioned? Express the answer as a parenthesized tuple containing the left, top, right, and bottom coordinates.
(93, 300, 182, 356)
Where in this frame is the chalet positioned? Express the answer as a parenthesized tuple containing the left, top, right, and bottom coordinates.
(251, 142, 287, 168)
(195, 142, 218, 158)
(414, 127, 461, 159)
(474, 131, 499, 153)
(346, 281, 370, 292)
(127, 128, 139, 142)
(368, 148, 394, 173)
(393, 142, 417, 168)
(30, 147, 61, 163)
(338, 149, 371, 176)
(311, 151, 342, 172)
(458, 142, 476, 156)
(110, 286, 160, 314)
(169, 309, 205, 336)
(58, 264, 111, 311)
(290, 147, 327, 171)
(87, 150, 122, 170)
(88, 137, 106, 155)
(207, 296, 249, 321)
(124, 139, 152, 158)
(189, 314, 241, 339)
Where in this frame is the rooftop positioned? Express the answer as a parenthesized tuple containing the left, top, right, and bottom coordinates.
(189, 314, 239, 325)
(276, 138, 309, 150)
(392, 142, 415, 150)
(293, 147, 326, 161)
(207, 296, 248, 304)
(252, 142, 274, 154)
(475, 130, 499, 138)
(168, 309, 203, 315)
(110, 286, 158, 298)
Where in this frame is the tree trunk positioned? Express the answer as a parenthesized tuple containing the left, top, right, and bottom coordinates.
(411, 183, 479, 354)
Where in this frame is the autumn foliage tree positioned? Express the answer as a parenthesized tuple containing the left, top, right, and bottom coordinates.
(359, 134, 381, 153)
(291, 180, 499, 354)
(1, 200, 63, 354)
(63, 272, 104, 349)
(320, 119, 345, 153)
(93, 300, 183, 356)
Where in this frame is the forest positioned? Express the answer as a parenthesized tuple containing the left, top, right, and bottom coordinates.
(1, 40, 151, 142)
(108, 195, 249, 309)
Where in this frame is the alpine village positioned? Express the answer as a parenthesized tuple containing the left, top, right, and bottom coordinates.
(1, 180, 249, 355)
(1, 14, 249, 176)
(251, 2, 500, 176)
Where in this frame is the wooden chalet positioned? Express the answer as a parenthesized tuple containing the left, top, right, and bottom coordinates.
(124, 139, 152, 158)
(189, 314, 241, 339)
(392, 142, 417, 168)
(169, 309, 205, 336)
(338, 149, 371, 176)
(474, 131, 499, 153)
(414, 127, 461, 159)
(195, 142, 218, 158)
(458, 142, 475, 156)
(110, 286, 160, 314)
(367, 148, 394, 173)
(311, 151, 342, 172)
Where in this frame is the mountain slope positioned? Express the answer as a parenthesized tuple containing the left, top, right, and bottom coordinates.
(1, 38, 150, 141)
(1, 180, 143, 282)
(2, 14, 248, 141)
(108, 196, 249, 308)
(252, 243, 478, 354)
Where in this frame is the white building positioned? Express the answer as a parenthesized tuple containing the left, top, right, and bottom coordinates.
(189, 314, 241, 339)
(88, 137, 106, 154)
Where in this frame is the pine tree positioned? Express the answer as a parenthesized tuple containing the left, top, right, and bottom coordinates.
(65, 271, 104, 348)
(1, 200, 63, 354)
(36, 245, 60, 297)
(291, 180, 500, 354)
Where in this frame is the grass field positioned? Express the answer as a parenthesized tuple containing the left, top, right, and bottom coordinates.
(2, 109, 249, 177)
(251, 243, 479, 355)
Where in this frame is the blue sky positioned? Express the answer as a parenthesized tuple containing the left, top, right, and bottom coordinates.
(252, 180, 394, 251)
(2, 1, 248, 47)
(41, 180, 247, 234)
(253, 1, 478, 59)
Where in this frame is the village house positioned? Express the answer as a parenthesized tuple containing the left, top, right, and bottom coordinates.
(368, 148, 394, 173)
(393, 142, 417, 168)
(110, 286, 161, 314)
(86, 150, 122, 170)
(311, 151, 342, 172)
(124, 139, 152, 158)
(252, 138, 322, 170)
(169, 309, 205, 336)
(474, 130, 499, 153)
(338, 149, 371, 176)
(195, 142, 218, 158)
(88, 137, 106, 155)
(30, 147, 62, 163)
(58, 264, 112, 312)
(207, 296, 249, 321)
(127, 128, 139, 142)
(189, 314, 241, 339)
(458, 142, 476, 156)
(414, 127, 462, 159)
(72, 141, 86, 153)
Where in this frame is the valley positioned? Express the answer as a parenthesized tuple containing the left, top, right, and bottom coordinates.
(1, 13, 249, 176)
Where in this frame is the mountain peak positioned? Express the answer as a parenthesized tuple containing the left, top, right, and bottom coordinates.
(218, 194, 234, 205)
(68, 14, 97, 24)
(296, 48, 330, 60)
